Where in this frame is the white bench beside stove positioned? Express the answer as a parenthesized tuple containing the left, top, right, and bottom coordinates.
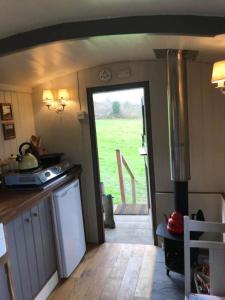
(184, 216, 225, 300)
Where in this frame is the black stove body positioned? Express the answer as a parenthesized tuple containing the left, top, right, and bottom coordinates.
(156, 181, 190, 276)
(165, 181, 189, 274)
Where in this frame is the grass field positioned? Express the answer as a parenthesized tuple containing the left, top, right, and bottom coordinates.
(95, 118, 147, 204)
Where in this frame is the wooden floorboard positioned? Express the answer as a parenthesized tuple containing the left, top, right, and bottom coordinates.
(134, 247, 157, 298)
(48, 243, 182, 300)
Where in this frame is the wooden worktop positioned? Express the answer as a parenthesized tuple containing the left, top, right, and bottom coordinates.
(0, 165, 82, 224)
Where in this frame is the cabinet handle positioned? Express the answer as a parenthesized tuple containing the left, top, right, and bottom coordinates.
(25, 218, 30, 223)
(33, 212, 38, 217)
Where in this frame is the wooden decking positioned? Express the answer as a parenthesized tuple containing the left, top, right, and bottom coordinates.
(114, 204, 148, 215)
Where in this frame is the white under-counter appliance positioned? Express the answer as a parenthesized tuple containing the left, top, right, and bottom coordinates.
(51, 179, 86, 278)
(0, 223, 6, 258)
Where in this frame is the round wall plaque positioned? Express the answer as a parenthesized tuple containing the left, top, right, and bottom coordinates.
(99, 69, 112, 82)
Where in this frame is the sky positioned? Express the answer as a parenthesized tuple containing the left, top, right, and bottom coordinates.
(93, 87, 144, 104)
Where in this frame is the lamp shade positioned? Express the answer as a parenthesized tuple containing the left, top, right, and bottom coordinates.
(42, 89, 54, 102)
(58, 89, 70, 107)
(58, 89, 69, 100)
(211, 60, 225, 86)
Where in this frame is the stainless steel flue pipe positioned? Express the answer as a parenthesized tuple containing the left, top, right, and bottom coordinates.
(154, 49, 198, 182)
(167, 49, 190, 181)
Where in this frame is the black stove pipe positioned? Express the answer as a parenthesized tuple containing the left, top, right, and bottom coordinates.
(174, 181, 188, 215)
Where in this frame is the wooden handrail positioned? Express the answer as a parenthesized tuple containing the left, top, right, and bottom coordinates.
(121, 156, 135, 179)
(116, 149, 126, 203)
(116, 149, 136, 204)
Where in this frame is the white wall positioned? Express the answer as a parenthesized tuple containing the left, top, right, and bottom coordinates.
(32, 60, 225, 243)
(188, 62, 225, 192)
(0, 85, 35, 160)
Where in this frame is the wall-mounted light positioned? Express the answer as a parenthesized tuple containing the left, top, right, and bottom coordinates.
(211, 60, 225, 94)
(42, 89, 70, 113)
(58, 89, 70, 108)
(42, 89, 54, 109)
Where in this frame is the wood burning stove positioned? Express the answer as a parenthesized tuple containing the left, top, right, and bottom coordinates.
(154, 49, 200, 275)
(157, 220, 202, 275)
(157, 222, 184, 275)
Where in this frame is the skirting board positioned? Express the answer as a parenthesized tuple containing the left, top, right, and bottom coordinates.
(35, 271, 59, 300)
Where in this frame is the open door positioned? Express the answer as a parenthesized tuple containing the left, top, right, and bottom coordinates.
(141, 88, 158, 245)
(141, 95, 151, 210)
(87, 81, 157, 245)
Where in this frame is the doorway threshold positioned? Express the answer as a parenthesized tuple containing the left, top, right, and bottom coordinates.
(105, 213, 153, 244)
(114, 203, 148, 215)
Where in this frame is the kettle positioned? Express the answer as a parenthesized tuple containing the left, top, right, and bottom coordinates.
(17, 143, 38, 171)
(165, 211, 184, 235)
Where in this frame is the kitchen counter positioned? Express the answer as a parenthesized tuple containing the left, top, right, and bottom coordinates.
(0, 165, 82, 223)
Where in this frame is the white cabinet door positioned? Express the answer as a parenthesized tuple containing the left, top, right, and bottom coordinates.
(0, 224, 6, 258)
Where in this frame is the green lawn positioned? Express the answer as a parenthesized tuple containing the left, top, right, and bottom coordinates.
(95, 119, 147, 204)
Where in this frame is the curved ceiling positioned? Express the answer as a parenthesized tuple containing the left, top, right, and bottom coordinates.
(0, 34, 224, 87)
(1, 0, 225, 39)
